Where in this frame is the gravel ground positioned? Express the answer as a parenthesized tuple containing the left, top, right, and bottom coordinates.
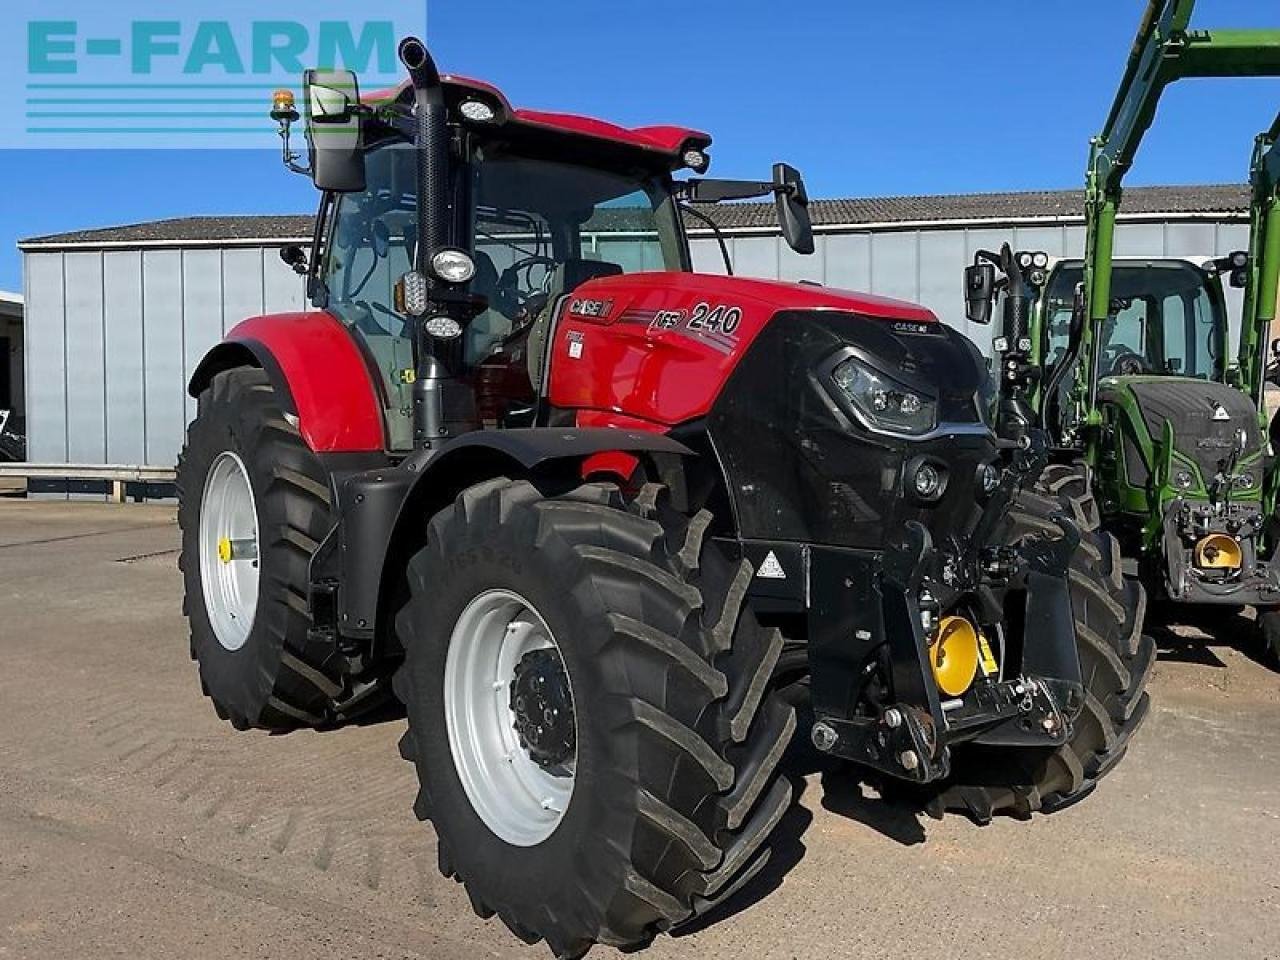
(1, 500, 1277, 960)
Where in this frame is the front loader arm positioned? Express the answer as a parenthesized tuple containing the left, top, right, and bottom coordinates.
(1080, 0, 1280, 426)
(1239, 114, 1280, 403)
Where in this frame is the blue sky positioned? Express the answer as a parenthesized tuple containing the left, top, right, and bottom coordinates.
(1, 0, 1278, 290)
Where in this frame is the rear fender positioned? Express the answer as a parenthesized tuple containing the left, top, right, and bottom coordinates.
(187, 312, 385, 453)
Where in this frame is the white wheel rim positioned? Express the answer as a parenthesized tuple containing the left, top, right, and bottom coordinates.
(198, 451, 261, 652)
(444, 589, 576, 846)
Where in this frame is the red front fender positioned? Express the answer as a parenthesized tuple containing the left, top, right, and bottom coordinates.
(189, 312, 385, 453)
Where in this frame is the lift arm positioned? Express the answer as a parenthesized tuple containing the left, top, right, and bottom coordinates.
(1080, 0, 1280, 421)
(1239, 114, 1280, 402)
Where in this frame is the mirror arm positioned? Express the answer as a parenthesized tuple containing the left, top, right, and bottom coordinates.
(276, 118, 312, 177)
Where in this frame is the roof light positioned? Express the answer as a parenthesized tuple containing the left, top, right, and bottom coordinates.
(682, 148, 710, 173)
(459, 99, 496, 123)
(1230, 250, 1249, 269)
(1032, 251, 1049, 269)
(1016, 251, 1034, 270)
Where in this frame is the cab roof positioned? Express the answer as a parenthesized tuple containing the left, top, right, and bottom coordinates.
(365, 75, 712, 171)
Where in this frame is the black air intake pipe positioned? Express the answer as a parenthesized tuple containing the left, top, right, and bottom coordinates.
(398, 37, 447, 278)
(398, 37, 477, 448)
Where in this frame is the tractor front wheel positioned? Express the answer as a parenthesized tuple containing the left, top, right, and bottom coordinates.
(925, 467, 1156, 821)
(1255, 609, 1280, 670)
(393, 480, 796, 957)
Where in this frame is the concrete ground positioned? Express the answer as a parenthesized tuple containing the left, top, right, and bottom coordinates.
(0, 501, 1277, 960)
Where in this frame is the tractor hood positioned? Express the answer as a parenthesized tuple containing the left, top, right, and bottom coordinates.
(1098, 376, 1263, 486)
(546, 271, 945, 427)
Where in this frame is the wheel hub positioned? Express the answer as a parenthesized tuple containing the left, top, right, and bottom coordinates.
(198, 451, 261, 652)
(510, 649, 575, 769)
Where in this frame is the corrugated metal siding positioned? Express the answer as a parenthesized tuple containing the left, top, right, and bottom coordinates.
(690, 219, 1251, 345)
(25, 246, 306, 474)
(21, 217, 1249, 474)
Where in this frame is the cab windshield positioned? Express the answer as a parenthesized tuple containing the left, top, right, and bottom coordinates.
(1044, 261, 1226, 381)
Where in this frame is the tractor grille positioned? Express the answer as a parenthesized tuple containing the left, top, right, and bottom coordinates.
(1126, 379, 1260, 481)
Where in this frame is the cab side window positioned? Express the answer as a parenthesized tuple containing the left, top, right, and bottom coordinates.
(322, 144, 418, 450)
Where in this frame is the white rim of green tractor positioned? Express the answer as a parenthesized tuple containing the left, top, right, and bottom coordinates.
(444, 589, 576, 847)
(198, 451, 261, 652)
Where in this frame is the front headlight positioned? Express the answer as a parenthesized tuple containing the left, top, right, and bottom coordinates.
(831, 356, 938, 436)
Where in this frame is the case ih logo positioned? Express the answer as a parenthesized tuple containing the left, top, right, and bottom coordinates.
(4, 1, 424, 148)
(568, 298, 614, 319)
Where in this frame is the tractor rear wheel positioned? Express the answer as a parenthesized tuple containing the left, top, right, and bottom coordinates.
(178, 367, 388, 730)
(926, 466, 1156, 822)
(393, 480, 796, 958)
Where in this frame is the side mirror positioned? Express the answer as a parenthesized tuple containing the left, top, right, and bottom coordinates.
(773, 163, 814, 255)
(280, 245, 309, 276)
(303, 68, 366, 193)
(964, 263, 996, 325)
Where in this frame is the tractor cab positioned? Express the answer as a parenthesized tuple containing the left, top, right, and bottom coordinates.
(314, 136, 691, 447)
(271, 59, 813, 452)
(1039, 256, 1230, 385)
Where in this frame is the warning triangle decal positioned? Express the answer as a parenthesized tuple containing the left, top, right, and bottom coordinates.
(756, 551, 786, 580)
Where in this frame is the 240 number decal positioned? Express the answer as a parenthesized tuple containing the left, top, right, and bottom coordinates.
(687, 302, 743, 335)
(649, 302, 743, 338)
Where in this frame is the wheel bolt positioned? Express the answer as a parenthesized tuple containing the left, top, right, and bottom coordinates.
(811, 722, 838, 752)
(884, 708, 903, 729)
(900, 750, 920, 771)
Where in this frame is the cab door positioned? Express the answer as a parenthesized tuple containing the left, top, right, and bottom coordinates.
(318, 143, 419, 451)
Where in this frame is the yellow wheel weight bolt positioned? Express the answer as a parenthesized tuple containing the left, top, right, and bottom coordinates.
(216, 537, 258, 565)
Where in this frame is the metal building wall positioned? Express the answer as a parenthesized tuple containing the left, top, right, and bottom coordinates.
(21, 216, 1249, 473)
(691, 218, 1251, 349)
(23, 246, 307, 470)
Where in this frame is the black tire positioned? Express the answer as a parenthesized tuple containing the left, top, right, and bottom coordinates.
(177, 367, 388, 730)
(927, 464, 1156, 822)
(1256, 609, 1280, 671)
(393, 479, 796, 958)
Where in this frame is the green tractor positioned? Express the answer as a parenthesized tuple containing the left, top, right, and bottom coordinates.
(963, 0, 1280, 664)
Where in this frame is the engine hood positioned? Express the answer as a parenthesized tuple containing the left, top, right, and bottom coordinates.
(569, 271, 937, 323)
(1098, 376, 1263, 481)
(546, 271, 944, 426)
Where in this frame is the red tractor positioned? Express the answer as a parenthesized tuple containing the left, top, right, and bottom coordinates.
(179, 38, 1153, 958)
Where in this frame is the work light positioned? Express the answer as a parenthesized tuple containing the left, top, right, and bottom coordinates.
(459, 99, 497, 123)
(683, 149, 710, 173)
(425, 315, 463, 339)
(431, 248, 477, 284)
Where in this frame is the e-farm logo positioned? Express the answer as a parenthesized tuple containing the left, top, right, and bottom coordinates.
(2, 2, 426, 148)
